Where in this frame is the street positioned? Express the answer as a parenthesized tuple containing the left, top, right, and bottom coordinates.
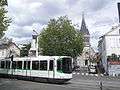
(0, 74, 120, 90)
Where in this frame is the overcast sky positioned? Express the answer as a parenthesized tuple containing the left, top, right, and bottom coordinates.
(5, 0, 120, 51)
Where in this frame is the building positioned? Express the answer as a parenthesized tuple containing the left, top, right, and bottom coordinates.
(0, 38, 20, 59)
(108, 61, 120, 76)
(77, 14, 95, 67)
(98, 24, 120, 76)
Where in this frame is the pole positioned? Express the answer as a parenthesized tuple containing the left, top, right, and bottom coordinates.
(100, 81, 103, 90)
(98, 69, 103, 90)
(11, 55, 13, 79)
(118, 3, 120, 23)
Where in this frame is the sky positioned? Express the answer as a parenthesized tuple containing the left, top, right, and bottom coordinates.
(5, 0, 120, 51)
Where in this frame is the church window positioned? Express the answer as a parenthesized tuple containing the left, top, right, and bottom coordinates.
(85, 60, 88, 66)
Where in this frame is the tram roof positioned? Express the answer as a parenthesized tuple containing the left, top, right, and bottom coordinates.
(0, 56, 71, 61)
(12, 56, 71, 61)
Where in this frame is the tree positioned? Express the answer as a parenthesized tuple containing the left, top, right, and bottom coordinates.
(20, 43, 31, 57)
(38, 16, 84, 58)
(0, 0, 11, 38)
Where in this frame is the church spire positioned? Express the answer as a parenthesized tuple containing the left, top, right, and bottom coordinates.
(80, 13, 90, 35)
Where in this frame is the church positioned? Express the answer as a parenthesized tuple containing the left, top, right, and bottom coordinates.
(77, 14, 95, 68)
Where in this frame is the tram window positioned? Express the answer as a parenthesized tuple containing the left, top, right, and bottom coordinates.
(32, 61, 39, 70)
(17, 61, 22, 69)
(12, 61, 17, 69)
(57, 60, 62, 71)
(6, 61, 10, 69)
(40, 61, 47, 70)
(1, 61, 5, 68)
(57, 58, 72, 73)
(49, 60, 53, 71)
(62, 58, 72, 74)
(24, 61, 30, 70)
(27, 61, 30, 70)
(23, 61, 26, 69)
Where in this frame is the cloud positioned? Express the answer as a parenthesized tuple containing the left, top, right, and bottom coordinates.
(93, 17, 114, 27)
(66, 0, 79, 6)
(83, 0, 110, 12)
(5, 0, 120, 50)
(6, 0, 66, 44)
(8, 0, 65, 27)
(6, 25, 32, 38)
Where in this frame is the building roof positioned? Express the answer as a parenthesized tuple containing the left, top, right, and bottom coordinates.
(80, 13, 90, 35)
(0, 38, 20, 50)
(99, 24, 120, 38)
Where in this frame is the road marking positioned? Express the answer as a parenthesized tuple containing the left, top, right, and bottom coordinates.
(82, 73, 84, 75)
(86, 73, 88, 75)
(95, 74, 98, 77)
(89, 74, 94, 76)
(72, 72, 76, 74)
(100, 74, 104, 76)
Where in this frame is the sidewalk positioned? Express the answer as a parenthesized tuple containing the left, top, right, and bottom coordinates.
(72, 71, 120, 82)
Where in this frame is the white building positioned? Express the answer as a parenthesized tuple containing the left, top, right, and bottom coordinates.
(0, 38, 20, 59)
(98, 24, 120, 75)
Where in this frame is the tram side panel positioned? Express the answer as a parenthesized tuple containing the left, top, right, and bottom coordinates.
(54, 58, 73, 79)
(48, 60, 54, 78)
(0, 56, 73, 83)
(22, 61, 31, 77)
(31, 60, 48, 78)
(0, 60, 10, 76)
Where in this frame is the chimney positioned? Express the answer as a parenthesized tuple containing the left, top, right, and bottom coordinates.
(118, 3, 120, 23)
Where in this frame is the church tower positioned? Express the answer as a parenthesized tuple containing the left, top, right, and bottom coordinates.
(80, 13, 90, 47)
(77, 13, 91, 67)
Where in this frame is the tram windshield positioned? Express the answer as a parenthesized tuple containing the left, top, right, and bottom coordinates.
(57, 57, 72, 74)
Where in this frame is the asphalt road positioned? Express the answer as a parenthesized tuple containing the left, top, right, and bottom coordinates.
(0, 74, 120, 90)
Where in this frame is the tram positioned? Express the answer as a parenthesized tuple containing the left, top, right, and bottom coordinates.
(0, 56, 73, 83)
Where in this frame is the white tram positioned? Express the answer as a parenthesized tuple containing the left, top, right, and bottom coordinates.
(0, 56, 73, 83)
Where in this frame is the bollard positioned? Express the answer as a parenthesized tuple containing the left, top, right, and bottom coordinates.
(100, 81, 103, 90)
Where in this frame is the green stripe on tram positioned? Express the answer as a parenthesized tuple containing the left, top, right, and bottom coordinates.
(57, 70, 63, 73)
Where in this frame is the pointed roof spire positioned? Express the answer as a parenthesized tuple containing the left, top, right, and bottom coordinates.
(80, 12, 90, 35)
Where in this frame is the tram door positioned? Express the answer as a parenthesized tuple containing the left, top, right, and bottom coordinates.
(48, 60, 54, 78)
(24, 61, 31, 77)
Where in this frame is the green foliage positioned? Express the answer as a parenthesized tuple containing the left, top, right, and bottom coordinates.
(0, 0, 11, 38)
(38, 16, 84, 58)
(20, 43, 31, 57)
(0, 0, 8, 6)
(107, 53, 120, 61)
